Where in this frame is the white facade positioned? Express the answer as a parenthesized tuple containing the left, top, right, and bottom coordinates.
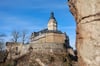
(48, 19, 57, 31)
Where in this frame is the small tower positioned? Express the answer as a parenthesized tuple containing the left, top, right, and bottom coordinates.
(48, 12, 57, 31)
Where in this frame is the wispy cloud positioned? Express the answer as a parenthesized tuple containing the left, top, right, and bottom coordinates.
(0, 0, 76, 48)
(0, 12, 46, 33)
(0, 13, 46, 42)
(0, 0, 68, 10)
(0, 0, 69, 32)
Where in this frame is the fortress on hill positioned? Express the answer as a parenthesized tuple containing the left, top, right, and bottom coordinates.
(30, 12, 69, 45)
(6, 12, 71, 59)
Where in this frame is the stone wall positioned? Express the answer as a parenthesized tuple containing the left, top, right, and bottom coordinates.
(6, 43, 66, 60)
(6, 43, 30, 59)
(68, 0, 100, 66)
(30, 43, 66, 53)
(31, 33, 66, 44)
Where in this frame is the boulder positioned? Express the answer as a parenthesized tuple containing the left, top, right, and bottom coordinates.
(68, 0, 100, 66)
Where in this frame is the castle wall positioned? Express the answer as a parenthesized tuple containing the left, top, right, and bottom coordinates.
(6, 43, 30, 59)
(30, 43, 66, 53)
(31, 33, 66, 44)
(6, 43, 66, 60)
(6, 32, 67, 60)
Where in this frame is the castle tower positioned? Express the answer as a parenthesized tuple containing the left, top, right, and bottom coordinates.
(48, 12, 57, 31)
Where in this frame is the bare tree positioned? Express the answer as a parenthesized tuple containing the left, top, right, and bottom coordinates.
(0, 40, 4, 51)
(0, 34, 6, 51)
(21, 30, 28, 44)
(11, 30, 20, 43)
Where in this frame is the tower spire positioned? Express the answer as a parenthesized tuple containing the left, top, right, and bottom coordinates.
(48, 12, 58, 31)
(50, 12, 55, 19)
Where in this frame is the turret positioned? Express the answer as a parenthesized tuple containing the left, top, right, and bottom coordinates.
(48, 12, 57, 31)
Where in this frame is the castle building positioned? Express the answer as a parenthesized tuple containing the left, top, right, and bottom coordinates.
(30, 12, 69, 45)
(6, 12, 70, 60)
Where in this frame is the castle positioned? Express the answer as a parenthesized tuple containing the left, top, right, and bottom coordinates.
(6, 12, 70, 59)
(30, 12, 69, 45)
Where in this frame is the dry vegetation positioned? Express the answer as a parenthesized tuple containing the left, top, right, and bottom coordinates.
(0, 51, 78, 66)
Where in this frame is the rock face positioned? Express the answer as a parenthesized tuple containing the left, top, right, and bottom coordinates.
(68, 0, 100, 66)
(0, 51, 77, 66)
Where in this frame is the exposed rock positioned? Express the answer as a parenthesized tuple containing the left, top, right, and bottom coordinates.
(68, 0, 100, 66)
(0, 50, 78, 66)
(15, 51, 68, 66)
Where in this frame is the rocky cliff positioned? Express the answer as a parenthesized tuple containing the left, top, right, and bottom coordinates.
(68, 0, 100, 66)
(0, 42, 78, 66)
(0, 50, 78, 66)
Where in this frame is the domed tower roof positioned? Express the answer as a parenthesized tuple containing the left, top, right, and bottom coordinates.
(49, 12, 57, 24)
(48, 12, 58, 31)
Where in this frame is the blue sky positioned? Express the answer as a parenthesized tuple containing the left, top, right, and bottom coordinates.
(0, 0, 76, 49)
